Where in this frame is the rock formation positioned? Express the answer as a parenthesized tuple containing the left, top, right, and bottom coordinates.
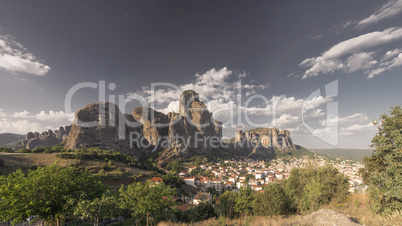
(65, 102, 150, 157)
(157, 90, 223, 166)
(234, 127, 295, 156)
(132, 107, 170, 146)
(21, 126, 71, 150)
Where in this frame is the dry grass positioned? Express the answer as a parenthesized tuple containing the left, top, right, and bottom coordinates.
(158, 192, 402, 226)
(324, 192, 402, 226)
(0, 153, 76, 174)
(0, 153, 150, 182)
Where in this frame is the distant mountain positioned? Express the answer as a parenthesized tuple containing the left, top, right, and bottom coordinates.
(0, 133, 25, 146)
(309, 148, 373, 162)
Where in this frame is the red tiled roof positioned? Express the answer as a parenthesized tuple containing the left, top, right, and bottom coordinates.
(150, 177, 163, 183)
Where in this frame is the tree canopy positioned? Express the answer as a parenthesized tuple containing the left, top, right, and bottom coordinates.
(119, 181, 177, 226)
(362, 106, 402, 214)
(0, 163, 105, 225)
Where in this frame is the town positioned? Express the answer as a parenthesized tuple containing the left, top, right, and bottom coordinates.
(149, 155, 366, 209)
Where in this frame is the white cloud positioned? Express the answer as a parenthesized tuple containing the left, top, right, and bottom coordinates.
(270, 114, 300, 127)
(34, 110, 74, 122)
(381, 48, 402, 62)
(357, 0, 402, 28)
(0, 35, 50, 76)
(0, 109, 73, 134)
(346, 52, 377, 73)
(300, 27, 402, 79)
(0, 119, 42, 134)
(340, 122, 377, 136)
(367, 53, 402, 78)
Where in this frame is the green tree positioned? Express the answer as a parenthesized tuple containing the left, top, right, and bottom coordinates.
(362, 106, 402, 214)
(215, 191, 238, 219)
(166, 160, 182, 172)
(285, 166, 349, 213)
(234, 184, 254, 219)
(74, 191, 120, 226)
(253, 181, 289, 216)
(119, 181, 177, 226)
(0, 163, 104, 225)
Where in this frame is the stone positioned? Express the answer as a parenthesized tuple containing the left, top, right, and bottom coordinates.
(65, 102, 150, 157)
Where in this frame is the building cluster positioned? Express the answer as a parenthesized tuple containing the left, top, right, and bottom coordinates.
(163, 155, 366, 207)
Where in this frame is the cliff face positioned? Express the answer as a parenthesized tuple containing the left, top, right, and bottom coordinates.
(235, 127, 295, 155)
(21, 126, 71, 150)
(132, 107, 170, 146)
(64, 102, 150, 157)
(157, 90, 222, 166)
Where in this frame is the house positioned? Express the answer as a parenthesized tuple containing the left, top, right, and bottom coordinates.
(192, 192, 212, 205)
(254, 173, 262, 180)
(179, 172, 187, 177)
(188, 166, 197, 172)
(149, 177, 163, 185)
(275, 173, 284, 180)
(251, 185, 263, 191)
(211, 179, 222, 190)
(182, 177, 196, 187)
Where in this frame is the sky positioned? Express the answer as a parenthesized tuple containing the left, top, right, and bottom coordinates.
(0, 0, 401, 149)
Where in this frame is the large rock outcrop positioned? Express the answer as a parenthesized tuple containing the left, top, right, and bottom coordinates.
(21, 126, 71, 150)
(132, 107, 170, 146)
(157, 90, 223, 166)
(234, 127, 295, 156)
(65, 102, 150, 157)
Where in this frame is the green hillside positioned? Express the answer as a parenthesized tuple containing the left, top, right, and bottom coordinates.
(0, 133, 25, 146)
(309, 149, 373, 162)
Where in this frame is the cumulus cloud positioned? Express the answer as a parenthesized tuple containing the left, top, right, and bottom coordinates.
(0, 109, 73, 134)
(357, 0, 402, 29)
(339, 122, 377, 136)
(346, 52, 377, 73)
(0, 35, 50, 76)
(300, 27, 402, 79)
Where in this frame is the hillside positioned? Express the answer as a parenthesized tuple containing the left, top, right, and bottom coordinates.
(309, 149, 373, 162)
(0, 133, 25, 146)
(0, 152, 151, 187)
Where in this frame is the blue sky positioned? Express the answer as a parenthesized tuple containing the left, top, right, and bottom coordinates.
(0, 0, 401, 149)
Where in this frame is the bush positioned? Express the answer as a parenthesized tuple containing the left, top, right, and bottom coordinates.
(16, 148, 31, 153)
(284, 166, 349, 214)
(56, 153, 75, 159)
(0, 147, 13, 153)
(179, 204, 217, 223)
(253, 181, 290, 216)
(32, 148, 45, 153)
(0, 158, 4, 167)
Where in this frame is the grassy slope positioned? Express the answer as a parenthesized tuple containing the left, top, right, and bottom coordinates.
(0, 153, 150, 186)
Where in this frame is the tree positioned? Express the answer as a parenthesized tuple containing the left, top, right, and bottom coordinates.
(362, 106, 402, 214)
(234, 184, 254, 219)
(284, 166, 349, 213)
(215, 191, 238, 219)
(253, 181, 289, 216)
(0, 163, 105, 225)
(119, 181, 177, 226)
(74, 191, 120, 226)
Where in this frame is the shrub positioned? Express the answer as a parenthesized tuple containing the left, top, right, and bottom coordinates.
(253, 181, 290, 216)
(0, 147, 13, 153)
(284, 166, 349, 214)
(0, 158, 4, 167)
(16, 148, 31, 153)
